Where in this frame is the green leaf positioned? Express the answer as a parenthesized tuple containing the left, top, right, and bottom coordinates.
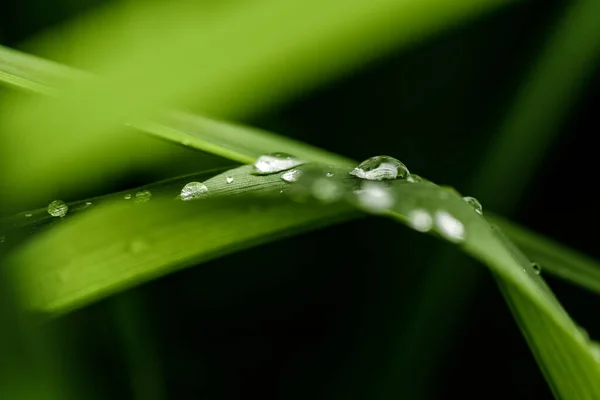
(488, 213, 600, 296)
(7, 165, 600, 399)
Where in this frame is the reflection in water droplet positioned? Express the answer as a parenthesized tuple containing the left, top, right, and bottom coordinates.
(129, 239, 149, 254)
(253, 152, 304, 175)
(226, 177, 234, 184)
(134, 190, 152, 203)
(48, 200, 69, 217)
(463, 196, 483, 215)
(407, 174, 424, 183)
(408, 209, 433, 232)
(124, 194, 132, 200)
(531, 262, 542, 275)
(281, 169, 302, 183)
(434, 211, 465, 243)
(355, 182, 394, 212)
(311, 178, 342, 203)
(180, 182, 209, 201)
(25, 213, 32, 218)
(349, 155, 409, 181)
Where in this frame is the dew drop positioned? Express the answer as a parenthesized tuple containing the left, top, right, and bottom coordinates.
(408, 209, 433, 232)
(326, 172, 334, 178)
(48, 200, 68, 217)
(134, 190, 152, 203)
(25, 213, 32, 218)
(180, 182, 209, 201)
(349, 155, 409, 181)
(281, 169, 303, 183)
(407, 174, 424, 183)
(531, 262, 542, 275)
(463, 196, 483, 215)
(355, 181, 394, 212)
(124, 194, 132, 200)
(226, 177, 234, 184)
(252, 152, 304, 175)
(86, 202, 93, 206)
(434, 211, 465, 243)
(0, 235, 5, 243)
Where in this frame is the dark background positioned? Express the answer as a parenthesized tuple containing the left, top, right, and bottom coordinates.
(2, 0, 599, 399)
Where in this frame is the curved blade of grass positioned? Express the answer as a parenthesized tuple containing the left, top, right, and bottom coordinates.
(7, 166, 600, 398)
(0, 0, 512, 204)
(488, 213, 600, 295)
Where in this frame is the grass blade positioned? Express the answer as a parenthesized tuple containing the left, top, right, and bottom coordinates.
(489, 213, 600, 295)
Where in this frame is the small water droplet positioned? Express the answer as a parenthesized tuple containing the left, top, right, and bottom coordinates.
(226, 177, 234, 184)
(48, 200, 68, 217)
(124, 194, 132, 200)
(434, 211, 465, 243)
(326, 172, 334, 178)
(129, 239, 149, 254)
(349, 156, 409, 181)
(252, 152, 304, 175)
(86, 201, 92, 206)
(407, 174, 424, 183)
(531, 262, 542, 275)
(281, 169, 303, 183)
(0, 235, 5, 243)
(25, 213, 32, 218)
(134, 190, 152, 203)
(355, 181, 394, 212)
(180, 182, 209, 201)
(463, 196, 483, 215)
(408, 209, 433, 232)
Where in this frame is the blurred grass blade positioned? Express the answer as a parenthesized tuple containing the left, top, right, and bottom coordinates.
(0, 0, 512, 203)
(7, 165, 600, 398)
(489, 213, 600, 295)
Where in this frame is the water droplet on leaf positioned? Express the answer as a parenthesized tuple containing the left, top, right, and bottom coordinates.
(531, 262, 542, 275)
(48, 200, 68, 217)
(0, 235, 5, 243)
(407, 174, 424, 183)
(434, 211, 465, 243)
(253, 152, 304, 175)
(134, 190, 152, 203)
(281, 169, 302, 183)
(124, 194, 132, 200)
(25, 213, 32, 218)
(180, 182, 209, 201)
(85, 202, 92, 206)
(355, 181, 394, 212)
(463, 196, 483, 215)
(226, 177, 234, 184)
(349, 156, 409, 181)
(326, 172, 334, 178)
(408, 209, 433, 232)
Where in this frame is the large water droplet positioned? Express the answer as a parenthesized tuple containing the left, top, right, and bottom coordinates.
(349, 156, 409, 181)
(408, 209, 433, 232)
(124, 193, 132, 200)
(134, 190, 152, 203)
(252, 152, 304, 175)
(180, 182, 209, 201)
(531, 262, 542, 275)
(434, 211, 465, 243)
(463, 196, 483, 215)
(355, 181, 394, 212)
(281, 169, 302, 183)
(226, 177, 234, 184)
(48, 200, 68, 217)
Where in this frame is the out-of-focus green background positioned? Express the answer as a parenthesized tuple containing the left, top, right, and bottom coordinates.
(1, 0, 599, 399)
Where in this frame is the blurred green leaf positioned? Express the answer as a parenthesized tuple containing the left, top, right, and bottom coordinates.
(0, 0, 512, 203)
